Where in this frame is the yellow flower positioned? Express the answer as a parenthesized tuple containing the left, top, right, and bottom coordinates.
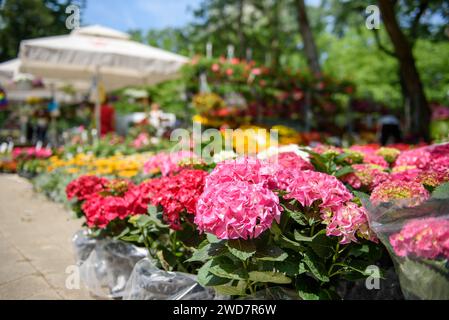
(65, 167, 80, 174)
(118, 170, 138, 178)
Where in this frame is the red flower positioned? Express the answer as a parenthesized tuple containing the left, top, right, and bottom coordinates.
(143, 169, 208, 229)
(66, 175, 108, 201)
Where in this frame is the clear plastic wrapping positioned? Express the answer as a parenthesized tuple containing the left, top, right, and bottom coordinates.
(123, 258, 218, 300)
(72, 230, 97, 265)
(363, 197, 449, 300)
(78, 238, 148, 299)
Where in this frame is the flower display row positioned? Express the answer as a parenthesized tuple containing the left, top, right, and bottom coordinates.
(13, 139, 449, 299)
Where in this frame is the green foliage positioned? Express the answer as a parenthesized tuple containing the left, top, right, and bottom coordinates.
(431, 182, 449, 200)
(0, 0, 85, 61)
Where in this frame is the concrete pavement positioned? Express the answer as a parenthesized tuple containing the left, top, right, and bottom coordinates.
(0, 174, 93, 299)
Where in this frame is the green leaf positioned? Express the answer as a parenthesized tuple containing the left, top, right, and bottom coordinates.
(431, 182, 449, 199)
(308, 230, 335, 259)
(334, 165, 354, 177)
(278, 235, 304, 252)
(197, 260, 230, 287)
(213, 284, 246, 296)
(353, 190, 370, 203)
(186, 242, 227, 262)
(114, 227, 130, 240)
(209, 257, 248, 280)
(255, 246, 288, 261)
(303, 250, 330, 282)
(296, 277, 320, 300)
(226, 239, 256, 260)
(288, 210, 308, 226)
(206, 233, 220, 243)
(336, 152, 351, 162)
(248, 271, 291, 284)
(118, 234, 140, 243)
(294, 230, 314, 242)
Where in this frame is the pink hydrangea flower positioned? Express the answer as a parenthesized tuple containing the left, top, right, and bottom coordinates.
(312, 144, 342, 156)
(370, 180, 430, 207)
(430, 155, 449, 173)
(205, 157, 277, 190)
(284, 170, 353, 212)
(132, 132, 150, 149)
(267, 152, 314, 171)
(342, 164, 388, 191)
(326, 202, 377, 244)
(363, 153, 388, 168)
(390, 218, 449, 259)
(394, 148, 431, 170)
(417, 168, 449, 187)
(375, 147, 401, 163)
(143, 151, 196, 176)
(349, 145, 379, 154)
(195, 181, 282, 239)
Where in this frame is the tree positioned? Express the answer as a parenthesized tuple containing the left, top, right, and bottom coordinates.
(323, 0, 448, 141)
(294, 0, 321, 75)
(0, 0, 85, 62)
(378, 0, 430, 142)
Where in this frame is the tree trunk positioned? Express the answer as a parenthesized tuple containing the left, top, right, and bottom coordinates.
(237, 0, 245, 59)
(378, 0, 430, 142)
(270, 0, 281, 68)
(295, 0, 321, 75)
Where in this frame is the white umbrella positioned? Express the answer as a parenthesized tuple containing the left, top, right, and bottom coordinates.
(18, 25, 188, 132)
(0, 58, 88, 102)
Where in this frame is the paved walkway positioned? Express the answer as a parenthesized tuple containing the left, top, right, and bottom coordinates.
(0, 174, 93, 299)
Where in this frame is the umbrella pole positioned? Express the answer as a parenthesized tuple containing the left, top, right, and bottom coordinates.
(94, 67, 101, 137)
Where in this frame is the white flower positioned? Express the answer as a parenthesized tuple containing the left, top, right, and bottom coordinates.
(257, 144, 310, 160)
(212, 150, 238, 163)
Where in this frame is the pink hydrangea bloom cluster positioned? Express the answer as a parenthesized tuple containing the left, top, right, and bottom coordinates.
(281, 170, 376, 244)
(132, 132, 150, 149)
(195, 157, 282, 239)
(363, 153, 388, 168)
(12, 147, 52, 160)
(267, 151, 314, 171)
(143, 151, 196, 176)
(390, 218, 449, 259)
(312, 144, 342, 156)
(375, 147, 401, 163)
(342, 164, 388, 191)
(388, 144, 449, 187)
(283, 170, 353, 212)
(205, 157, 277, 190)
(195, 180, 282, 239)
(394, 148, 431, 169)
(326, 203, 377, 244)
(370, 180, 430, 207)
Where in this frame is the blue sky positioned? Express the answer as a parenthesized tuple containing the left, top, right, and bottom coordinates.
(82, 0, 321, 32)
(82, 0, 204, 31)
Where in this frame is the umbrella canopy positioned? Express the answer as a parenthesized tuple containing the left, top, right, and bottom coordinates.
(0, 59, 89, 102)
(0, 58, 91, 90)
(19, 25, 188, 91)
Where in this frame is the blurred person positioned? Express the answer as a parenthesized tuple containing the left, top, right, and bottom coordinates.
(35, 107, 50, 144)
(100, 96, 116, 136)
(378, 108, 402, 146)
